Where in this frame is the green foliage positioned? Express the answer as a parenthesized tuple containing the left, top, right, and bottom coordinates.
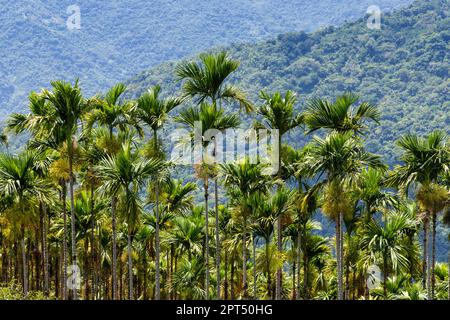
(0, 0, 414, 119)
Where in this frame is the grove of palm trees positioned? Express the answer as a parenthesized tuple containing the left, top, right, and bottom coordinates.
(0, 52, 448, 301)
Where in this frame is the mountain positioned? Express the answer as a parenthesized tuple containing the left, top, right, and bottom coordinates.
(126, 0, 449, 165)
(0, 0, 414, 119)
(123, 0, 450, 260)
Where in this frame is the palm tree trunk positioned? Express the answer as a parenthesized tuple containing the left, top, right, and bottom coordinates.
(242, 214, 248, 298)
(230, 256, 235, 300)
(345, 252, 350, 300)
(296, 231, 301, 300)
(224, 250, 228, 300)
(111, 196, 118, 300)
(21, 226, 28, 296)
(292, 258, 296, 300)
(90, 182, 97, 299)
(431, 211, 437, 300)
(62, 183, 68, 300)
(155, 183, 161, 300)
(42, 202, 49, 296)
(422, 217, 429, 291)
(383, 255, 388, 298)
(336, 212, 343, 300)
(68, 144, 78, 300)
(265, 238, 270, 297)
(204, 177, 210, 300)
(253, 234, 257, 299)
(303, 255, 308, 299)
(127, 233, 133, 300)
(275, 215, 282, 300)
(214, 178, 221, 299)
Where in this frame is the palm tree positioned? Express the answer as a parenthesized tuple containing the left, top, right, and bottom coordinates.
(298, 132, 386, 300)
(221, 159, 273, 298)
(175, 102, 240, 299)
(0, 151, 51, 295)
(96, 141, 165, 299)
(302, 92, 380, 135)
(177, 51, 253, 299)
(360, 210, 418, 297)
(300, 93, 381, 300)
(388, 131, 449, 299)
(255, 90, 302, 299)
(145, 178, 197, 298)
(8, 80, 89, 299)
(135, 84, 183, 299)
(176, 51, 252, 111)
(84, 83, 135, 139)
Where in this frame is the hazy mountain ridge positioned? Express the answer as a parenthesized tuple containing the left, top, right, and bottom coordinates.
(0, 0, 414, 118)
(123, 0, 449, 260)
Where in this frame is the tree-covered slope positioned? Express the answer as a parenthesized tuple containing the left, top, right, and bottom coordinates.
(0, 0, 413, 119)
(124, 0, 450, 261)
(126, 0, 449, 166)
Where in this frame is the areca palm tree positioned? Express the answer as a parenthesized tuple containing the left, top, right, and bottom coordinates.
(145, 178, 197, 298)
(177, 51, 253, 299)
(298, 132, 386, 300)
(176, 102, 240, 299)
(255, 90, 302, 299)
(221, 159, 273, 298)
(360, 210, 418, 297)
(135, 85, 183, 299)
(302, 92, 380, 135)
(96, 141, 166, 299)
(387, 131, 449, 299)
(84, 83, 135, 139)
(0, 151, 51, 295)
(176, 51, 252, 112)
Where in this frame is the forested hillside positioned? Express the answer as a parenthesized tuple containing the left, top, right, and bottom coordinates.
(0, 0, 413, 119)
(0, 0, 449, 301)
(124, 0, 450, 260)
(126, 0, 449, 166)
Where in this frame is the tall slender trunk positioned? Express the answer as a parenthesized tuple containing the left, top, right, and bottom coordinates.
(111, 196, 118, 300)
(345, 250, 350, 300)
(275, 132, 282, 300)
(303, 255, 308, 299)
(242, 214, 247, 298)
(431, 211, 437, 300)
(253, 234, 257, 299)
(21, 225, 28, 296)
(275, 215, 282, 300)
(68, 144, 78, 300)
(265, 239, 271, 297)
(422, 217, 429, 291)
(204, 177, 210, 300)
(292, 258, 296, 300)
(224, 250, 228, 300)
(127, 233, 133, 300)
(61, 183, 68, 300)
(84, 238, 89, 300)
(90, 182, 97, 300)
(383, 255, 388, 298)
(296, 232, 301, 300)
(336, 212, 343, 300)
(42, 203, 49, 296)
(230, 256, 235, 300)
(214, 178, 221, 299)
(155, 182, 161, 300)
